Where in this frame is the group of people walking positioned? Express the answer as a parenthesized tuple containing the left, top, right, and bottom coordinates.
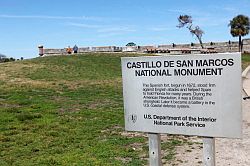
(66, 45, 78, 54)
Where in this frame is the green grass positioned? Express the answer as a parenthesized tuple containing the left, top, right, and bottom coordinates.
(242, 53, 250, 70)
(0, 53, 148, 165)
(0, 52, 249, 165)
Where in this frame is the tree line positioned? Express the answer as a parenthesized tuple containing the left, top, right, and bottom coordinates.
(0, 54, 23, 63)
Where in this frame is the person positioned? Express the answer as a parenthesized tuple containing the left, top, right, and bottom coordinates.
(66, 46, 72, 54)
(73, 45, 78, 54)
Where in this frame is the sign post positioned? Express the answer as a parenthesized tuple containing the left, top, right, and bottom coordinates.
(121, 53, 242, 165)
(148, 133, 162, 166)
(203, 137, 215, 166)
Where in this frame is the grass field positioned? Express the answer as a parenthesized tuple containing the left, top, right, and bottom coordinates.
(0, 53, 249, 165)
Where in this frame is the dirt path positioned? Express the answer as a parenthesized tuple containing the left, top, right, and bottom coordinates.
(215, 67, 250, 166)
(169, 66, 250, 166)
(215, 97, 250, 166)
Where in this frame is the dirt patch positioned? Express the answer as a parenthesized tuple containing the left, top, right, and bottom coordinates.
(166, 139, 203, 166)
(115, 157, 132, 164)
(121, 131, 147, 138)
(87, 99, 118, 109)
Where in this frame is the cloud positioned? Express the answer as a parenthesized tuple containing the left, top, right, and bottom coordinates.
(97, 27, 136, 33)
(167, 9, 186, 14)
(0, 14, 102, 21)
(149, 26, 175, 32)
(67, 22, 136, 36)
(195, 16, 231, 28)
(165, 7, 230, 28)
(221, 7, 238, 12)
(67, 22, 101, 28)
(97, 32, 124, 38)
(68, 22, 136, 32)
(96, 27, 136, 38)
(210, 5, 239, 13)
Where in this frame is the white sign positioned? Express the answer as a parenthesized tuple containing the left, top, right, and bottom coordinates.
(121, 53, 242, 138)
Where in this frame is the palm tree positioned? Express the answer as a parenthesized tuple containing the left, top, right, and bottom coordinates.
(229, 15, 250, 52)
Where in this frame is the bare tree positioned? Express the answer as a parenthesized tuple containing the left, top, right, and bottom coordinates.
(177, 15, 204, 48)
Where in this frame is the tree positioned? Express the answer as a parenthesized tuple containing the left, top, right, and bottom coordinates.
(0, 53, 6, 63)
(126, 42, 136, 46)
(0, 55, 15, 63)
(0, 53, 6, 59)
(177, 15, 204, 48)
(229, 14, 250, 52)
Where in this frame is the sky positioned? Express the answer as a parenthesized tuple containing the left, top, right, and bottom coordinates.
(0, 0, 250, 59)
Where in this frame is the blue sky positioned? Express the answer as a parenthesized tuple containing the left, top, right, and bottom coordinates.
(0, 0, 250, 59)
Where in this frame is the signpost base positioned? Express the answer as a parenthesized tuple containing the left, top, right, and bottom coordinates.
(148, 133, 162, 166)
(203, 137, 215, 166)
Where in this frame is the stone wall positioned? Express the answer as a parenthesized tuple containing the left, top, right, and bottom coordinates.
(78, 47, 91, 53)
(243, 39, 250, 53)
(122, 46, 138, 52)
(43, 48, 66, 55)
(158, 40, 240, 53)
(40, 38, 250, 56)
(91, 46, 121, 52)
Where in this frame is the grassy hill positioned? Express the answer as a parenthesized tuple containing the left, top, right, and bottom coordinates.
(0, 53, 250, 165)
(0, 53, 149, 165)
